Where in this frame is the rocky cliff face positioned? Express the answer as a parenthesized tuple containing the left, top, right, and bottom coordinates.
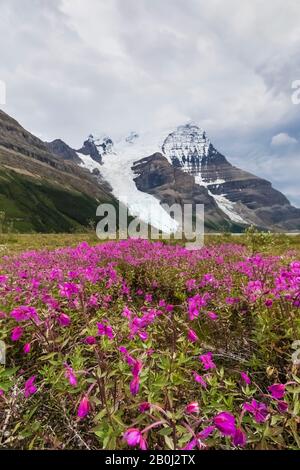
(0, 110, 116, 232)
(132, 153, 237, 231)
(45, 139, 81, 163)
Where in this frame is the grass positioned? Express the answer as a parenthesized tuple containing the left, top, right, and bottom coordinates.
(0, 231, 299, 256)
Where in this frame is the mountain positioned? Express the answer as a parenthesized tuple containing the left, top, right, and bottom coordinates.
(76, 123, 300, 232)
(1, 109, 299, 233)
(0, 109, 116, 232)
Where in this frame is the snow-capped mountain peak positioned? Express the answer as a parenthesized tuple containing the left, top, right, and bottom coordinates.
(162, 123, 211, 172)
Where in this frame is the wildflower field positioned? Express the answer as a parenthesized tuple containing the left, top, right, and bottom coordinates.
(0, 235, 299, 450)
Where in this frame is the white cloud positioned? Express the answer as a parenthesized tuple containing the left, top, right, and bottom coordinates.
(271, 133, 298, 146)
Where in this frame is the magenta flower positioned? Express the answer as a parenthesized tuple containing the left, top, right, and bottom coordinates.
(58, 313, 71, 327)
(97, 322, 114, 340)
(24, 376, 37, 398)
(139, 402, 151, 413)
(268, 383, 286, 400)
(64, 364, 77, 387)
(123, 428, 144, 447)
(182, 438, 197, 450)
(199, 352, 216, 370)
(214, 412, 236, 436)
(59, 282, 80, 298)
(138, 331, 148, 341)
(187, 329, 198, 343)
(193, 372, 207, 388)
(123, 428, 147, 449)
(198, 425, 215, 440)
(23, 343, 31, 354)
(277, 401, 288, 413)
(85, 336, 96, 345)
(233, 428, 246, 447)
(11, 306, 39, 322)
(243, 399, 268, 423)
(207, 311, 218, 320)
(132, 359, 143, 377)
(186, 401, 200, 414)
(130, 376, 140, 396)
(240, 371, 251, 385)
(11, 326, 23, 341)
(77, 395, 90, 419)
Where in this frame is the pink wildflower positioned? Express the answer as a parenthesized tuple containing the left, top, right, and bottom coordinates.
(123, 428, 145, 448)
(193, 372, 207, 388)
(11, 326, 23, 341)
(243, 399, 268, 423)
(64, 364, 77, 387)
(214, 412, 236, 436)
(240, 371, 251, 385)
(199, 352, 216, 370)
(233, 428, 246, 447)
(24, 376, 37, 398)
(58, 313, 71, 327)
(23, 343, 31, 354)
(187, 329, 198, 343)
(130, 376, 140, 396)
(186, 401, 200, 414)
(97, 322, 114, 340)
(268, 383, 286, 400)
(77, 395, 90, 419)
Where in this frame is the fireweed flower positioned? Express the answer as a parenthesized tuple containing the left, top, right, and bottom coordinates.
(97, 322, 114, 340)
(268, 383, 286, 400)
(240, 371, 251, 385)
(64, 364, 77, 387)
(11, 306, 39, 322)
(207, 311, 218, 320)
(11, 326, 23, 341)
(193, 372, 207, 388)
(23, 343, 31, 354)
(186, 401, 200, 414)
(188, 294, 206, 320)
(122, 306, 132, 319)
(187, 329, 198, 343)
(130, 376, 140, 396)
(123, 428, 146, 448)
(198, 425, 215, 440)
(59, 282, 80, 298)
(24, 376, 37, 398)
(77, 395, 90, 419)
(58, 313, 71, 327)
(138, 331, 148, 341)
(214, 412, 236, 436)
(85, 336, 96, 345)
(277, 401, 288, 413)
(199, 352, 216, 370)
(243, 399, 269, 423)
(182, 438, 197, 450)
(233, 428, 246, 447)
(139, 402, 151, 412)
(132, 359, 143, 377)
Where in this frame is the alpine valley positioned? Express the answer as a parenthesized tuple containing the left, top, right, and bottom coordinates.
(1, 108, 300, 233)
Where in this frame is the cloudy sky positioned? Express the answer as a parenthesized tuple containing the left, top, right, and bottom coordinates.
(1, 0, 300, 205)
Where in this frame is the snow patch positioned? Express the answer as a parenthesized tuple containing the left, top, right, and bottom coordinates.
(208, 192, 247, 224)
(77, 152, 102, 172)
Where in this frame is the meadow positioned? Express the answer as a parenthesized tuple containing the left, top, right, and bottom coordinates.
(0, 232, 299, 450)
